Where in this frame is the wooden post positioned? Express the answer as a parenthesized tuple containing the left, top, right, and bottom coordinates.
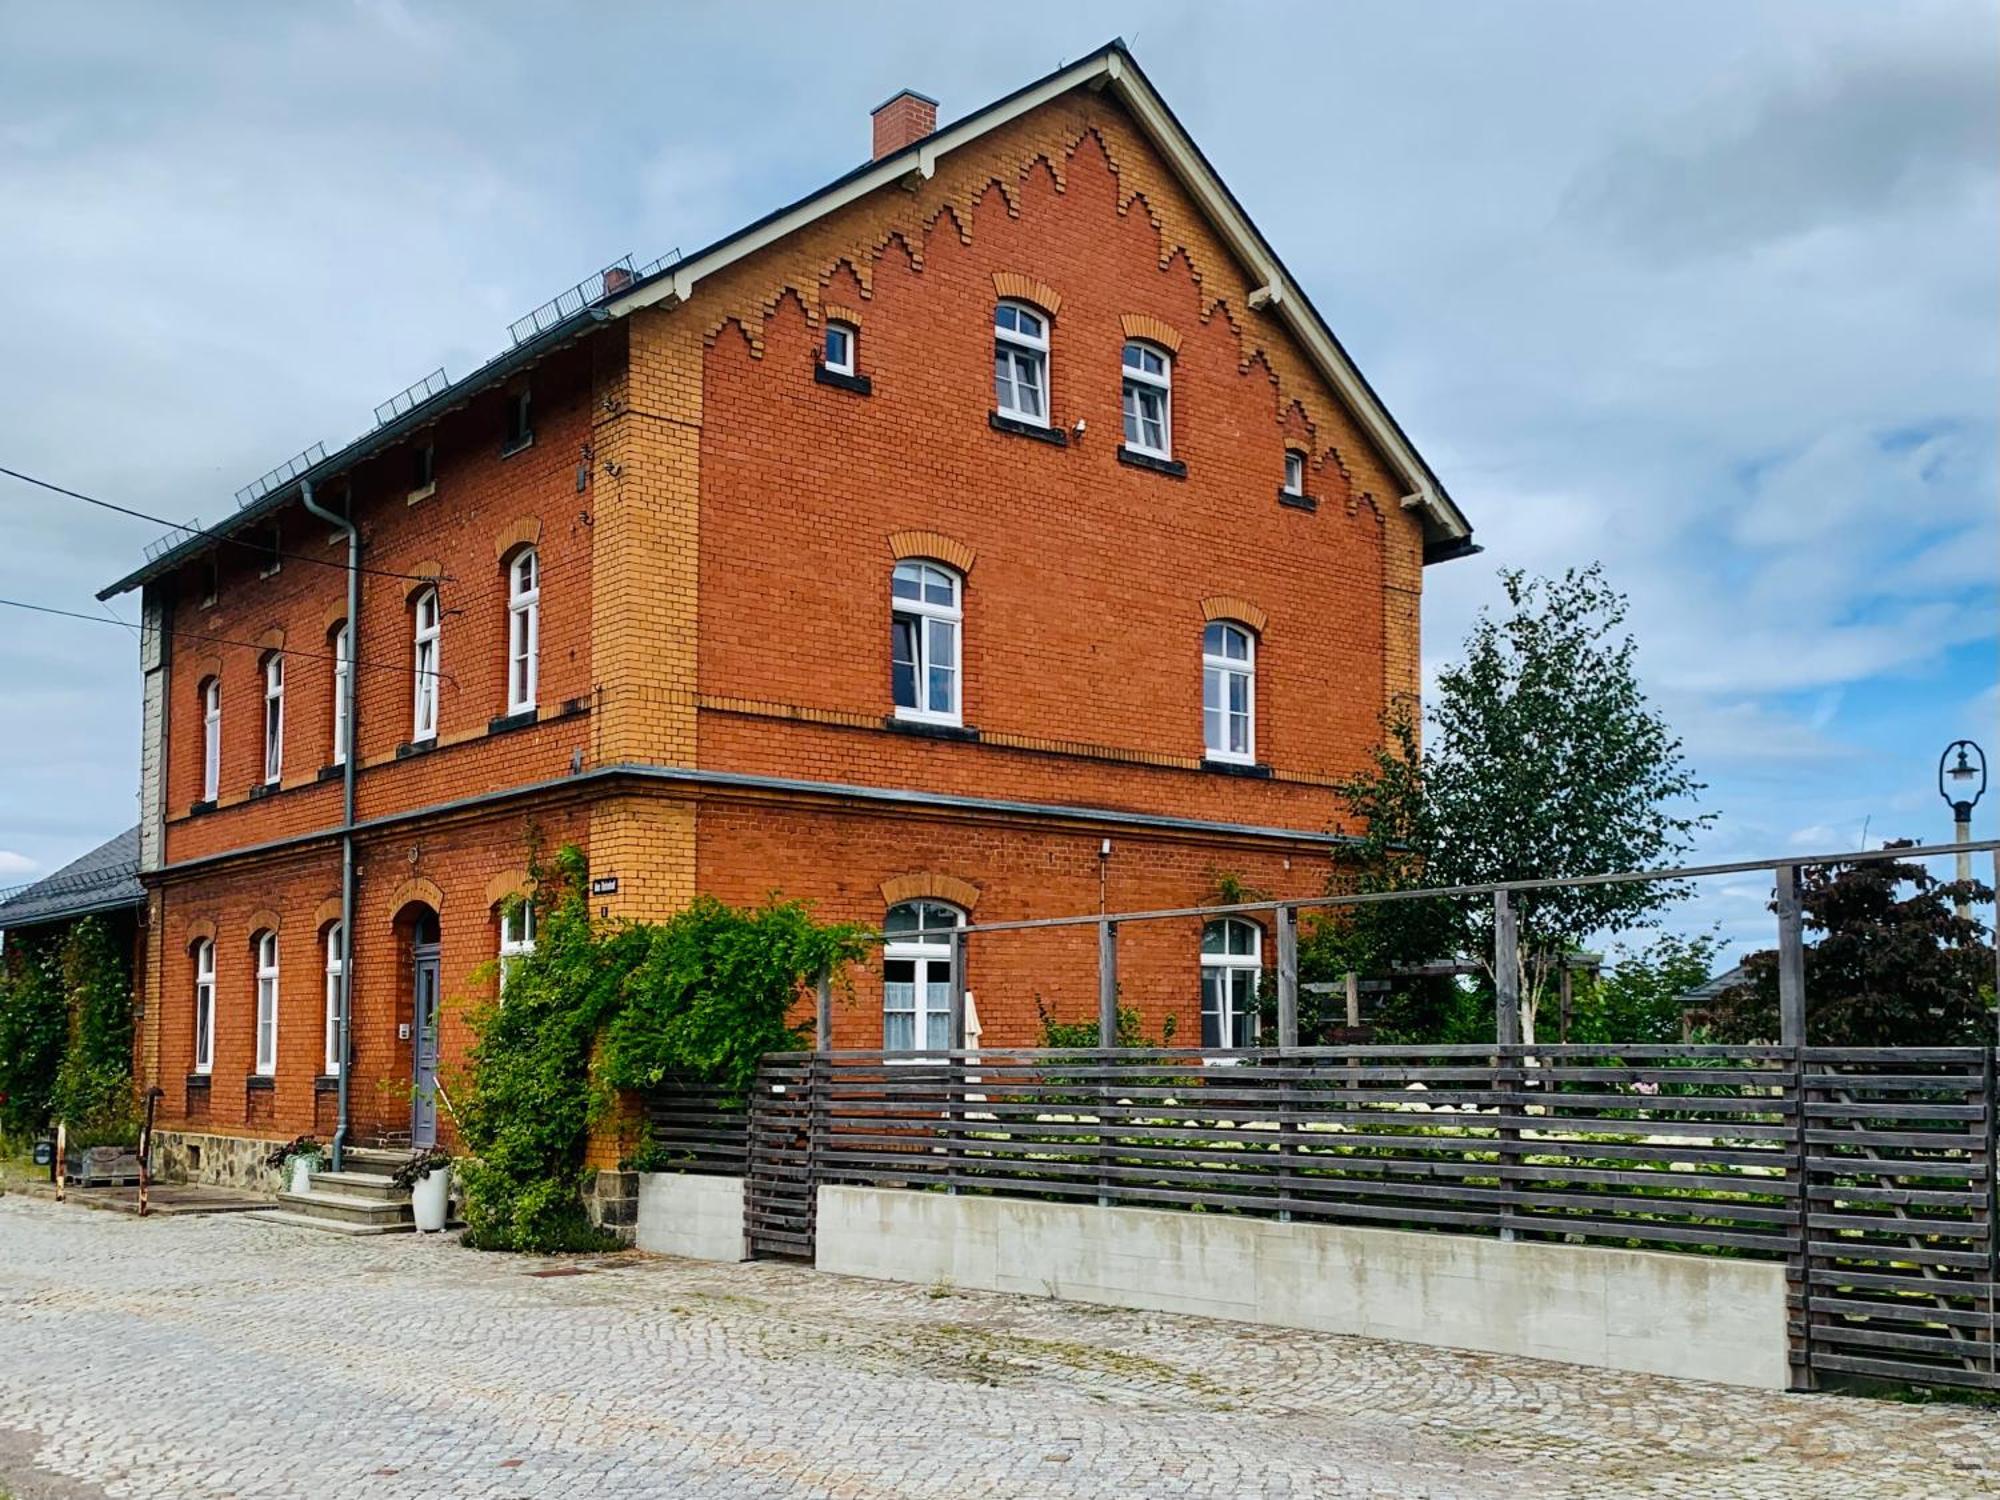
(949, 930, 969, 1051)
(1559, 966, 1573, 1045)
(53, 1120, 65, 1203)
(947, 931, 968, 1195)
(815, 969, 832, 1054)
(1097, 919, 1118, 1046)
(137, 1087, 161, 1218)
(1494, 890, 1521, 1047)
(1344, 971, 1361, 1029)
(1776, 865, 1807, 1046)
(1276, 906, 1298, 1051)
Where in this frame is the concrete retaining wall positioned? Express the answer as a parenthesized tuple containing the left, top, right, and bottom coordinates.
(816, 1186, 1790, 1389)
(635, 1173, 747, 1262)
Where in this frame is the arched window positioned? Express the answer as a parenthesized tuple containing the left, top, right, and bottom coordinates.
(323, 923, 344, 1076)
(199, 678, 221, 802)
(993, 301, 1048, 424)
(192, 938, 216, 1075)
(498, 899, 536, 996)
(412, 587, 440, 741)
(823, 320, 857, 377)
(1121, 341, 1171, 457)
(507, 549, 539, 715)
(330, 622, 351, 767)
(253, 930, 279, 1077)
(1202, 620, 1255, 764)
(1200, 918, 1261, 1049)
(262, 654, 284, 785)
(882, 900, 961, 1050)
(891, 560, 961, 724)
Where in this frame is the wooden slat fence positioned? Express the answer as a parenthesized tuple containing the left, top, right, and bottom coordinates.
(748, 1043, 2000, 1389)
(639, 1075, 750, 1176)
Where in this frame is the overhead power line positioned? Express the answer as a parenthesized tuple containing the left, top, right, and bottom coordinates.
(0, 464, 453, 586)
(0, 595, 456, 685)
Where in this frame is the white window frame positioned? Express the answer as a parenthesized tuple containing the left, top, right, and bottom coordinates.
(890, 560, 962, 725)
(1201, 918, 1262, 1051)
(993, 301, 1049, 425)
(1202, 620, 1256, 765)
(882, 901, 962, 1052)
(1283, 450, 1306, 496)
(498, 900, 537, 996)
(502, 388, 533, 454)
(507, 549, 539, 715)
(412, 588, 440, 742)
(823, 320, 857, 376)
(331, 623, 350, 766)
(193, 938, 215, 1076)
(254, 930, 279, 1077)
(262, 654, 284, 785)
(1121, 341, 1172, 458)
(200, 678, 221, 802)
(323, 923, 344, 1076)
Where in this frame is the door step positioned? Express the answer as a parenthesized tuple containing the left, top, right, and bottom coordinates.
(276, 1187, 414, 1229)
(244, 1209, 414, 1237)
(307, 1169, 404, 1201)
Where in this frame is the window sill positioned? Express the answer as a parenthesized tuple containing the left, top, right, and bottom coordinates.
(186, 1072, 213, 1089)
(1278, 489, 1318, 513)
(188, 798, 217, 817)
(814, 365, 872, 396)
(1118, 446, 1186, 478)
(989, 410, 1066, 446)
(884, 715, 981, 743)
(1201, 757, 1273, 779)
(406, 481, 437, 506)
(489, 706, 541, 736)
(246, 1074, 276, 1092)
(247, 781, 276, 802)
(500, 434, 535, 459)
(317, 762, 345, 783)
(396, 737, 437, 760)
(314, 1074, 340, 1093)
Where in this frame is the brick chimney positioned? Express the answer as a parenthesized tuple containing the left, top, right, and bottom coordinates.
(871, 89, 938, 160)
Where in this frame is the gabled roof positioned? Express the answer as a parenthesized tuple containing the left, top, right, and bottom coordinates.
(0, 826, 143, 931)
(102, 38, 1471, 601)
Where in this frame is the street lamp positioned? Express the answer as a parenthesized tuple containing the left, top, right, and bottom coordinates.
(1938, 739, 1986, 918)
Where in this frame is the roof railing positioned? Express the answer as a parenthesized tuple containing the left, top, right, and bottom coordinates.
(506, 256, 639, 347)
(234, 442, 328, 509)
(373, 368, 450, 427)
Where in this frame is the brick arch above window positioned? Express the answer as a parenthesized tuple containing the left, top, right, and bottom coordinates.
(888, 530, 976, 575)
(990, 272, 1062, 319)
(190, 655, 224, 688)
(1119, 313, 1182, 354)
(245, 908, 283, 939)
(483, 869, 533, 909)
(879, 873, 982, 912)
(255, 627, 285, 654)
(1200, 595, 1269, 635)
(822, 301, 864, 328)
(183, 917, 218, 950)
(403, 563, 444, 605)
(312, 895, 344, 933)
(323, 599, 350, 633)
(492, 517, 542, 565)
(388, 876, 445, 919)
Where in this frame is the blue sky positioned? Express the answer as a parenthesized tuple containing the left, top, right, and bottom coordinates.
(0, 1, 1993, 962)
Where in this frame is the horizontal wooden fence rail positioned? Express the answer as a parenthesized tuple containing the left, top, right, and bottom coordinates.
(745, 1044, 2000, 1388)
(639, 1075, 751, 1175)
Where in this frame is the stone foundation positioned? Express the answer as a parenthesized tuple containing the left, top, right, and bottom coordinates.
(153, 1130, 284, 1193)
(584, 1168, 639, 1244)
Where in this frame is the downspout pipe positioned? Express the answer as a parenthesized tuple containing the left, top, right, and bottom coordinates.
(300, 478, 359, 1172)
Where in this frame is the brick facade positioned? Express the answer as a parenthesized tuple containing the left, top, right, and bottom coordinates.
(122, 62, 1456, 1160)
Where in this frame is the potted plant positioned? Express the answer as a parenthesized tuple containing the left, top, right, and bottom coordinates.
(264, 1134, 325, 1196)
(393, 1146, 454, 1232)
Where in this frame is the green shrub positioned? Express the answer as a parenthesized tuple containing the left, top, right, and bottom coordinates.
(0, 932, 66, 1139)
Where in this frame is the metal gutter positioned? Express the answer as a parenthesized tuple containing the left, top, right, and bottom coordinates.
(0, 891, 147, 931)
(151, 761, 1361, 880)
(99, 309, 612, 600)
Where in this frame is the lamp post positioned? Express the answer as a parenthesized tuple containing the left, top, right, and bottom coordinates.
(1938, 739, 1987, 919)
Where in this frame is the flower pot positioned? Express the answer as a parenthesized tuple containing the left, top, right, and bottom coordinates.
(411, 1164, 451, 1232)
(288, 1157, 315, 1196)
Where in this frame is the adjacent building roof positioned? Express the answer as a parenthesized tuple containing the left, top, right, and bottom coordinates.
(101, 37, 1472, 602)
(0, 826, 145, 931)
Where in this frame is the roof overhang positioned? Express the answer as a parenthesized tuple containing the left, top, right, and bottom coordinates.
(606, 39, 1471, 553)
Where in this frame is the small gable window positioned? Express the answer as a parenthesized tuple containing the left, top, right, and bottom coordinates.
(993, 302, 1048, 424)
(1121, 342, 1171, 458)
(824, 321, 857, 376)
(502, 389, 533, 456)
(1283, 450, 1305, 496)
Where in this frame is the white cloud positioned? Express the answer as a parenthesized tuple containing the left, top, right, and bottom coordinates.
(0, 851, 39, 878)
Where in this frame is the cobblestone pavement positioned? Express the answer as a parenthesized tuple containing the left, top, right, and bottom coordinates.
(1, 1196, 1994, 1499)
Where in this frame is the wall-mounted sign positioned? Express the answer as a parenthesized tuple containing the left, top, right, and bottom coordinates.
(590, 875, 620, 896)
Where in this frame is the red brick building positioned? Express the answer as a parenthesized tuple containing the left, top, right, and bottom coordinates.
(100, 43, 1474, 1181)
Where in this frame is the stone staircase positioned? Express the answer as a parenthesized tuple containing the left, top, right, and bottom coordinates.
(245, 1147, 421, 1236)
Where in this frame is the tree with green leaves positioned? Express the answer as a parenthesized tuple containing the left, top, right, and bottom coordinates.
(1326, 566, 1714, 1043)
(1568, 932, 1720, 1045)
(1700, 845, 1994, 1046)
